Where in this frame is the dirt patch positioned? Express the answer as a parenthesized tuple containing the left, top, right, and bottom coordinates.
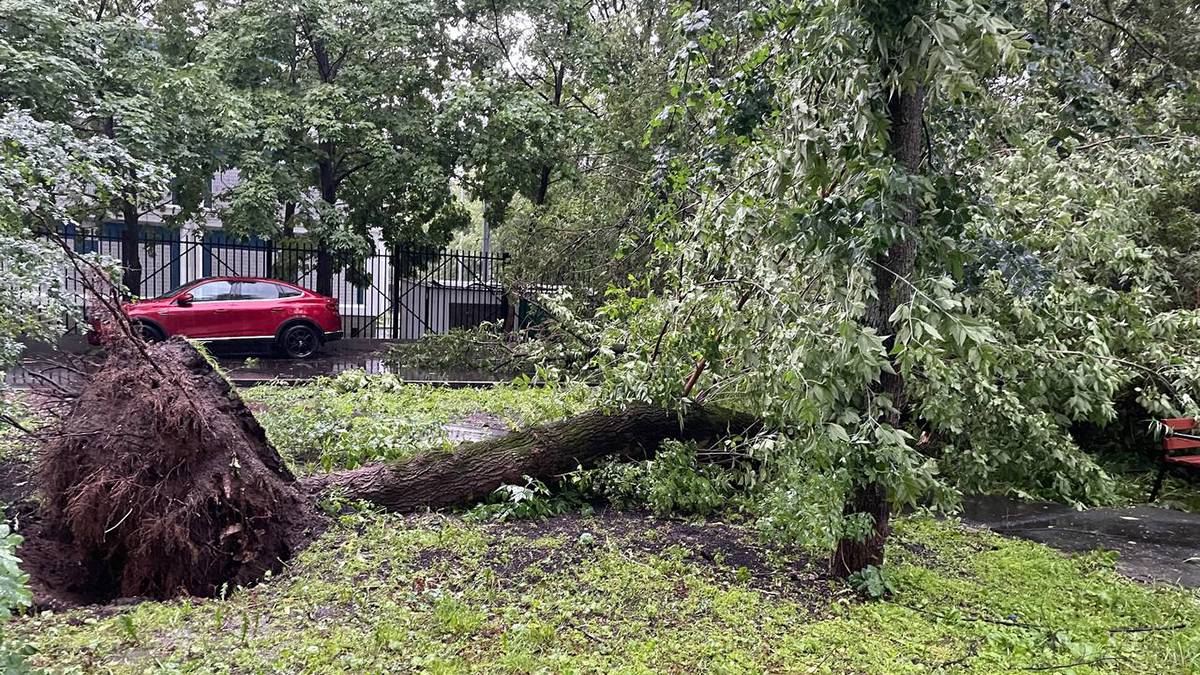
(25, 337, 325, 605)
(410, 509, 834, 605)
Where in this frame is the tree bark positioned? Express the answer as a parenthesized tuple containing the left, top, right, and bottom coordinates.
(282, 201, 296, 239)
(304, 404, 758, 511)
(315, 155, 337, 297)
(831, 85, 925, 578)
(119, 199, 142, 295)
(104, 114, 142, 296)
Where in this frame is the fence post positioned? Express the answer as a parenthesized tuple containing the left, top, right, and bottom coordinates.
(390, 246, 402, 340)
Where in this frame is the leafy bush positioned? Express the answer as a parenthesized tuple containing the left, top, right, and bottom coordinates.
(580, 440, 752, 517)
(848, 565, 896, 599)
(385, 322, 537, 378)
(0, 524, 33, 673)
(0, 527, 28, 619)
(384, 315, 608, 384)
(467, 476, 587, 522)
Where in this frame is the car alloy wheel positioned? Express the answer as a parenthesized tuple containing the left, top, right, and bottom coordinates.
(282, 325, 319, 359)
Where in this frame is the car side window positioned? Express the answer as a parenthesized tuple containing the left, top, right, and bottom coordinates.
(190, 281, 233, 302)
(274, 284, 302, 298)
(237, 282, 280, 301)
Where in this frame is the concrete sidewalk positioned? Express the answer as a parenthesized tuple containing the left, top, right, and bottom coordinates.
(961, 495, 1200, 587)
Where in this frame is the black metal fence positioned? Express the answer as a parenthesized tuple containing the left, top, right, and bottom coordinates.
(51, 225, 511, 340)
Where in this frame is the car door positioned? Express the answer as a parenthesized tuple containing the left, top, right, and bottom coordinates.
(179, 280, 240, 338)
(226, 281, 283, 338)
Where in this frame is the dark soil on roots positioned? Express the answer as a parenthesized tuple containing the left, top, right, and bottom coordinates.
(23, 338, 325, 607)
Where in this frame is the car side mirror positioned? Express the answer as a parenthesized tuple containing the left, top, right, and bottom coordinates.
(176, 292, 194, 306)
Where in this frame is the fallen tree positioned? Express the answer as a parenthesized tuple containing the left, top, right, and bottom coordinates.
(28, 337, 756, 603)
(303, 403, 757, 511)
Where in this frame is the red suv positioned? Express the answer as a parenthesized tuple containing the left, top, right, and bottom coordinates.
(101, 277, 342, 358)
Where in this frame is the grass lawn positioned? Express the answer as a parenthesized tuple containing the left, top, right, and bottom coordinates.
(8, 513, 1199, 673)
(4, 373, 1200, 673)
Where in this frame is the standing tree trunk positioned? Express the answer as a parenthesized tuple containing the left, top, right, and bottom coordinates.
(309, 31, 341, 298)
(119, 199, 142, 295)
(315, 155, 337, 297)
(282, 201, 296, 239)
(531, 22, 570, 206)
(105, 115, 142, 296)
(533, 165, 552, 206)
(831, 86, 925, 577)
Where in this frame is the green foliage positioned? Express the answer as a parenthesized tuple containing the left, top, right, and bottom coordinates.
(581, 440, 752, 517)
(0, 526, 29, 621)
(0, 524, 32, 674)
(848, 564, 896, 599)
(0, 0, 174, 406)
(467, 476, 586, 523)
(205, 0, 468, 252)
(385, 322, 537, 378)
(7, 513, 1199, 672)
(450, 0, 688, 288)
(243, 375, 590, 472)
(532, 0, 1200, 558)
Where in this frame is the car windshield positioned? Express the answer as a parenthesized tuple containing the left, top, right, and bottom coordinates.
(152, 282, 194, 300)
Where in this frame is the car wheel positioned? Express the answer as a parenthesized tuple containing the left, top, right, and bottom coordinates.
(280, 324, 320, 359)
(134, 322, 165, 342)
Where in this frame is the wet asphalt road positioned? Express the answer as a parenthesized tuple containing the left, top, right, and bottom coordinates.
(961, 494, 1200, 587)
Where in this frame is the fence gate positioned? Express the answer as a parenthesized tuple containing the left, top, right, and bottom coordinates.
(50, 226, 510, 340)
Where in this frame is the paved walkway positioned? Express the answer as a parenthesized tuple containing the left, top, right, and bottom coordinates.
(5, 338, 504, 389)
(961, 495, 1200, 587)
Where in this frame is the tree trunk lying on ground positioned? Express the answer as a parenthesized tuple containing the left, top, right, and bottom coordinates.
(303, 404, 757, 511)
(28, 337, 756, 604)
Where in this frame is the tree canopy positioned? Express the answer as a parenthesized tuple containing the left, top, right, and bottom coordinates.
(537, 0, 1200, 566)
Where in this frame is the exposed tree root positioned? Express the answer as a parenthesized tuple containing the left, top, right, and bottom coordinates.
(35, 338, 320, 600)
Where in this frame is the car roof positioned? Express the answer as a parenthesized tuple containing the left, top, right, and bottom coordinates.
(190, 276, 307, 289)
(193, 273, 302, 283)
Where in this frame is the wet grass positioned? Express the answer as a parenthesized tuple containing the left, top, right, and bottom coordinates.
(242, 373, 591, 472)
(7, 512, 1199, 673)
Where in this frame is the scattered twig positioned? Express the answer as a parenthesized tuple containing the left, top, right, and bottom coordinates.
(1107, 622, 1187, 634)
(566, 620, 603, 643)
(1082, 10, 1173, 70)
(1023, 656, 1116, 671)
(0, 412, 35, 437)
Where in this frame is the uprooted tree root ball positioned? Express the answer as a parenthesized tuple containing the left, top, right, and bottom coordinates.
(35, 337, 322, 601)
